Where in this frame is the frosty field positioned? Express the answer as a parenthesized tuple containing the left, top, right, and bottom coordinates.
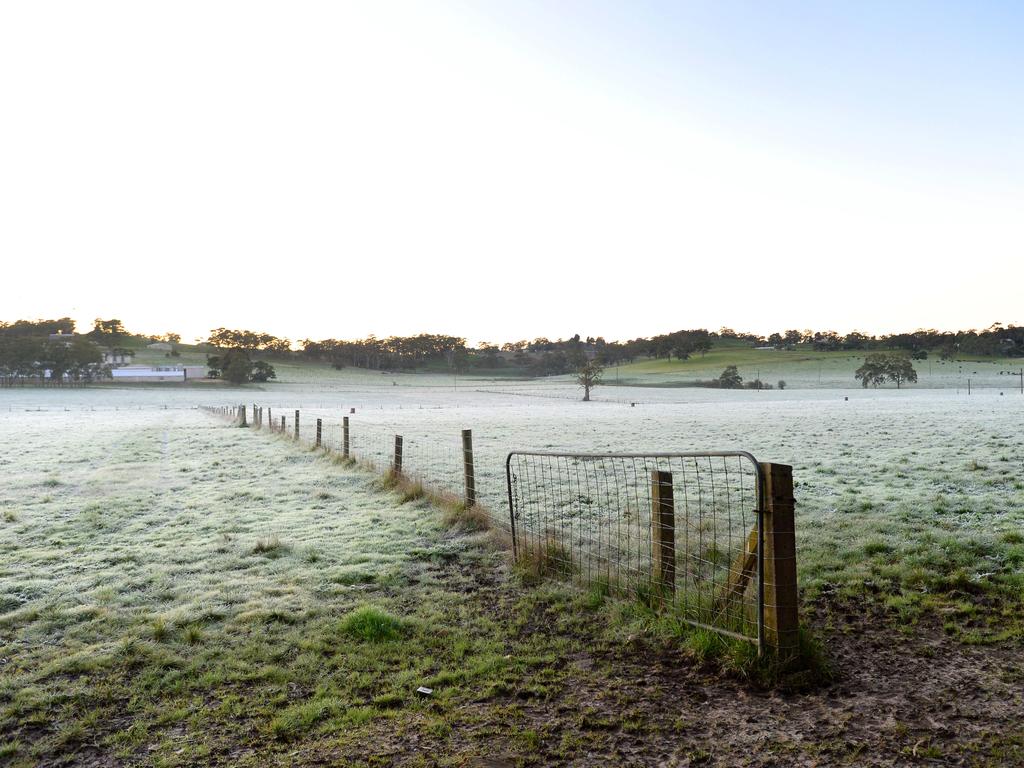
(2, 371, 1024, 765)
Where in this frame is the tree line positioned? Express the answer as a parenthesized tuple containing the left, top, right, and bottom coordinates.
(763, 324, 1023, 358)
(0, 318, 106, 386)
(3, 315, 1022, 386)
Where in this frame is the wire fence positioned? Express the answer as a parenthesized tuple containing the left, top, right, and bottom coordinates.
(201, 404, 510, 532)
(201, 405, 798, 654)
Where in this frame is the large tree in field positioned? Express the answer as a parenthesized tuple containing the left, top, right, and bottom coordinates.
(575, 358, 604, 401)
(856, 353, 917, 388)
(855, 355, 887, 388)
(885, 355, 918, 388)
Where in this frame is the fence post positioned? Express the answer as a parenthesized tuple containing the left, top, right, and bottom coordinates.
(239, 404, 247, 427)
(315, 418, 322, 448)
(294, 410, 300, 441)
(281, 415, 285, 432)
(760, 462, 799, 658)
(650, 470, 676, 605)
(343, 416, 350, 458)
(393, 435, 403, 475)
(268, 407, 272, 430)
(462, 429, 476, 507)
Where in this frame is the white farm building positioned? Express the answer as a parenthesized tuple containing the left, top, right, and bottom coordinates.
(110, 365, 207, 383)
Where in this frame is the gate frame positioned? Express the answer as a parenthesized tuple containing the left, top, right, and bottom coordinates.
(506, 450, 769, 655)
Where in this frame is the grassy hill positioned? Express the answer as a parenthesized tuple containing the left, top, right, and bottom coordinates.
(111, 336, 1024, 391)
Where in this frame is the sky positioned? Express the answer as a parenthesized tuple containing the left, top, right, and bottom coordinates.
(1, 1, 1021, 345)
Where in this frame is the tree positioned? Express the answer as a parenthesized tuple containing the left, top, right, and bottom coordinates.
(886, 356, 918, 388)
(855, 354, 887, 388)
(777, 380, 786, 390)
(718, 365, 742, 389)
(855, 353, 917, 388)
(250, 360, 276, 382)
(223, 353, 253, 384)
(90, 318, 127, 341)
(576, 358, 604, 401)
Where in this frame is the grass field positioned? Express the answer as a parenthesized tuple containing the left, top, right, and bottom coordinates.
(3, 370, 1024, 765)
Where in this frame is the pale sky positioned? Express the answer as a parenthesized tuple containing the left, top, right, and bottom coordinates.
(1, 1, 1021, 345)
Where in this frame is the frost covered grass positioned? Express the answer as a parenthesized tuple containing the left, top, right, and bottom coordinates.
(249, 383, 1024, 642)
(0, 408, 523, 764)
(2, 382, 1023, 764)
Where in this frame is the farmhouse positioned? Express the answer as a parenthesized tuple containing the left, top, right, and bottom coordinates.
(102, 349, 134, 366)
(110, 365, 206, 383)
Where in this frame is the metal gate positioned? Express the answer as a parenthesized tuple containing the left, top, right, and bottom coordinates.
(506, 451, 766, 652)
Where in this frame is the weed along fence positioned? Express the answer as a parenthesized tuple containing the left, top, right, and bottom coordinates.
(201, 405, 799, 656)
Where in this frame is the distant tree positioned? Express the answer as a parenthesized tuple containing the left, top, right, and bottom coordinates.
(886, 356, 918, 388)
(90, 318, 127, 341)
(223, 352, 253, 384)
(782, 330, 804, 348)
(208, 349, 253, 383)
(250, 360, 276, 383)
(855, 354, 888, 388)
(718, 365, 743, 389)
(207, 328, 291, 354)
(670, 342, 692, 360)
(855, 353, 917, 389)
(67, 337, 107, 382)
(777, 380, 786, 390)
(576, 358, 604, 401)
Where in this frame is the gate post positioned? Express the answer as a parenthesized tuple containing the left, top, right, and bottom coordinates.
(462, 429, 476, 507)
(393, 435, 403, 475)
(761, 462, 799, 657)
(651, 470, 676, 605)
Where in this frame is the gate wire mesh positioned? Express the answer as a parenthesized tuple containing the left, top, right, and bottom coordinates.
(506, 451, 765, 650)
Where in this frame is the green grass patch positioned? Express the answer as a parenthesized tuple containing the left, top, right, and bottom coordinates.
(338, 605, 408, 642)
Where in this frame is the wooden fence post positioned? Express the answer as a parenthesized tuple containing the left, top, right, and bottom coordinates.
(239, 404, 247, 427)
(462, 429, 476, 507)
(267, 407, 272, 430)
(393, 435, 403, 475)
(280, 415, 285, 432)
(761, 462, 799, 657)
(650, 470, 676, 605)
(342, 416, 350, 458)
(294, 410, 299, 441)
(315, 418, 322, 448)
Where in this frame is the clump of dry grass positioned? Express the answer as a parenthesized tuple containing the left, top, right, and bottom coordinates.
(252, 535, 289, 557)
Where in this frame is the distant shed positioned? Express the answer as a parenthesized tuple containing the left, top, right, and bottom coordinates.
(108, 365, 208, 383)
